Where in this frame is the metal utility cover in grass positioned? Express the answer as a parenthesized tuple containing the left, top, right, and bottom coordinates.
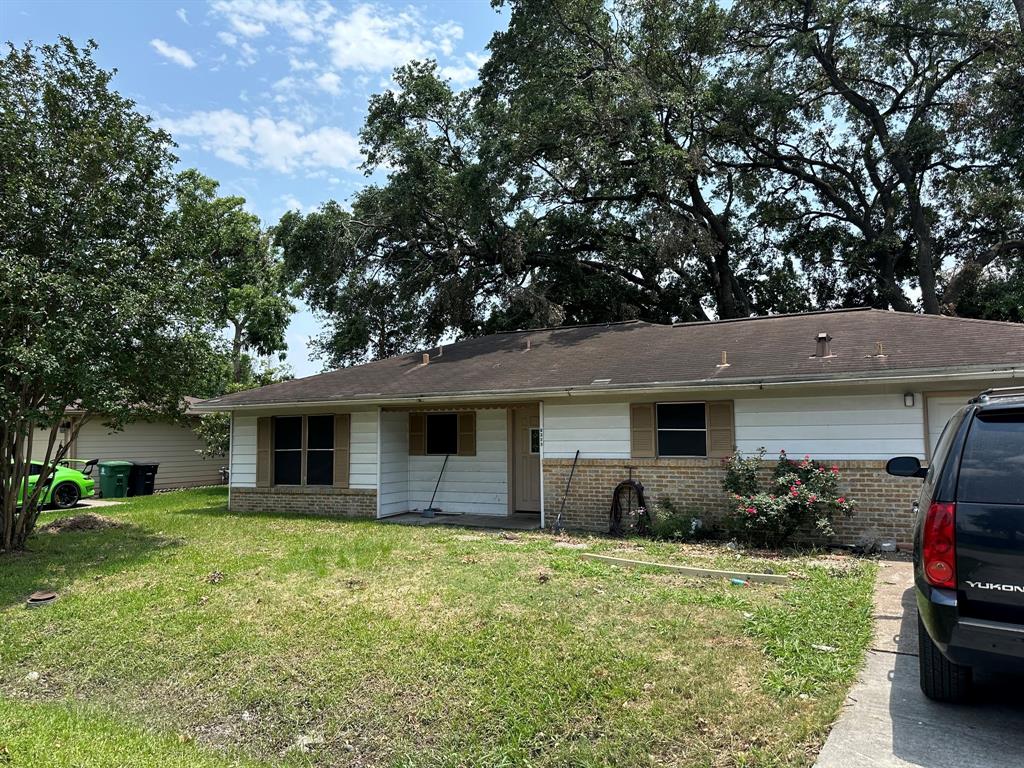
(580, 553, 789, 584)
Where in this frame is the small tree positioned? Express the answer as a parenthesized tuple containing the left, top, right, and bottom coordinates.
(723, 450, 855, 547)
(0, 39, 217, 551)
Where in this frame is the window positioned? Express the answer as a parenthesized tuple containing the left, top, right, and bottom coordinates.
(426, 413, 459, 455)
(530, 427, 541, 454)
(306, 415, 335, 486)
(273, 416, 302, 485)
(958, 412, 1024, 505)
(656, 403, 707, 457)
(272, 415, 335, 486)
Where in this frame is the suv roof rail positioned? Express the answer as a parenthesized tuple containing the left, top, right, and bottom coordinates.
(970, 386, 1024, 403)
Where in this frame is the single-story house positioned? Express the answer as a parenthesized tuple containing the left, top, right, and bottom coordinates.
(194, 308, 1024, 545)
(33, 398, 224, 491)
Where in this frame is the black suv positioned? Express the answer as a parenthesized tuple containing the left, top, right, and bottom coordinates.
(888, 388, 1024, 702)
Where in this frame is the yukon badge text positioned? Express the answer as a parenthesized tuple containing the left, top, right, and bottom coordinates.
(966, 581, 1024, 593)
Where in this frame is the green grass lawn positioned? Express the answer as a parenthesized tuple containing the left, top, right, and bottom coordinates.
(0, 488, 876, 767)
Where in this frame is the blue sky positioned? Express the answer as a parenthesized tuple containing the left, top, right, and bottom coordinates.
(3, 0, 507, 377)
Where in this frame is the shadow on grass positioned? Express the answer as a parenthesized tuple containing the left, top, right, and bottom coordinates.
(0, 518, 181, 610)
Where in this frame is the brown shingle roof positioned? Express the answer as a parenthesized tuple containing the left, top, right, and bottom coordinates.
(199, 308, 1024, 408)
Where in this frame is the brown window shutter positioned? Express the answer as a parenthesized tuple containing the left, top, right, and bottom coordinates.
(256, 417, 271, 487)
(457, 412, 476, 456)
(707, 401, 735, 458)
(334, 413, 351, 488)
(630, 403, 656, 458)
(409, 412, 425, 455)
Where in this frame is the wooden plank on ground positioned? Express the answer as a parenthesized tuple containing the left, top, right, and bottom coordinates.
(580, 553, 789, 584)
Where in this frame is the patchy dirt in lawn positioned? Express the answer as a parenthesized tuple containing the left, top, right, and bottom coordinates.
(40, 514, 123, 534)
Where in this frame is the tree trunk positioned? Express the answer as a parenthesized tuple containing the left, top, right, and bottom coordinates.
(1013, 0, 1024, 34)
(230, 321, 244, 384)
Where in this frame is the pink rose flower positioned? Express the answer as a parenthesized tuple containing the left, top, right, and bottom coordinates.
(837, 496, 846, 504)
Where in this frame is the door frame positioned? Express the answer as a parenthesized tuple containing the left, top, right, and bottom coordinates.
(507, 404, 542, 516)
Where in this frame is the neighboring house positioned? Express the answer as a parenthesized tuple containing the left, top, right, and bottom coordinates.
(33, 398, 223, 491)
(195, 309, 1024, 545)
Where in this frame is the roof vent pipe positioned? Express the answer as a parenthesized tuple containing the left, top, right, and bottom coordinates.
(814, 332, 833, 358)
(436, 344, 443, 358)
(422, 352, 430, 365)
(717, 350, 730, 368)
(525, 338, 532, 351)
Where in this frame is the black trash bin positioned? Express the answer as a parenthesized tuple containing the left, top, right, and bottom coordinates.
(126, 460, 160, 496)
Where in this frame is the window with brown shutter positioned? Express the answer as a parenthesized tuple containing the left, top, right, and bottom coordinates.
(706, 401, 735, 458)
(408, 411, 477, 456)
(630, 403, 656, 458)
(457, 412, 476, 456)
(408, 412, 426, 455)
(256, 417, 271, 487)
(258, 414, 352, 487)
(334, 413, 351, 487)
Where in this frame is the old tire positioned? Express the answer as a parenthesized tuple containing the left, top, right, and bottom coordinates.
(50, 482, 81, 510)
(919, 613, 972, 703)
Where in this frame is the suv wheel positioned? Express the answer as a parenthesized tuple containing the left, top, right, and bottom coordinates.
(918, 614, 972, 702)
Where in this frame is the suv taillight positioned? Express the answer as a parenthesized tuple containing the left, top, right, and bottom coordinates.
(922, 501, 956, 589)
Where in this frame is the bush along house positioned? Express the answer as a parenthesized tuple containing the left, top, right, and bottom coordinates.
(193, 308, 1024, 547)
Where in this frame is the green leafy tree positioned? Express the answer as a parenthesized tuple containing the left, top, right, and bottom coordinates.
(0, 39, 218, 551)
(728, 0, 1022, 314)
(167, 170, 295, 383)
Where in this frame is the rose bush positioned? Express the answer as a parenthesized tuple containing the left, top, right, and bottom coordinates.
(722, 450, 855, 547)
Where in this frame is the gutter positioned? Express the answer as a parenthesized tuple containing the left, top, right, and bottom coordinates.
(189, 365, 1019, 413)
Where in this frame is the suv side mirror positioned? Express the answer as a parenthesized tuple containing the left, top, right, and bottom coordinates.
(886, 456, 927, 479)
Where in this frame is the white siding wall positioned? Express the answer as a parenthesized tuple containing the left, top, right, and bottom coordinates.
(542, 401, 631, 459)
(231, 415, 258, 488)
(734, 393, 926, 460)
(76, 419, 223, 489)
(406, 408, 508, 516)
(378, 410, 409, 516)
(350, 410, 378, 489)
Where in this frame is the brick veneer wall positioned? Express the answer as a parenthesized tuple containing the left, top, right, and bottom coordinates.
(230, 486, 377, 518)
(542, 458, 922, 547)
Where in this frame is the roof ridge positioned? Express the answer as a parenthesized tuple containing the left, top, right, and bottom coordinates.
(672, 307, 877, 327)
(492, 318, 653, 335)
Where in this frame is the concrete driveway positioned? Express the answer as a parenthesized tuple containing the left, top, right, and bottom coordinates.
(815, 561, 1024, 767)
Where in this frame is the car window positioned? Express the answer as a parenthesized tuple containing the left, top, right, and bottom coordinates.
(958, 411, 1024, 504)
(924, 408, 965, 492)
(29, 463, 43, 476)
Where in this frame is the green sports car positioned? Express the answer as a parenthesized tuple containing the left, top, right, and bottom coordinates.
(19, 459, 96, 509)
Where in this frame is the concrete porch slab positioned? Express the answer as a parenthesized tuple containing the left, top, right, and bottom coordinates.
(380, 512, 542, 531)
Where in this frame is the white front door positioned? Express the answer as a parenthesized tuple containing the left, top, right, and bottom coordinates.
(513, 406, 541, 512)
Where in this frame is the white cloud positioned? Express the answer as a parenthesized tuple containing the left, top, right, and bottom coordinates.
(210, 0, 335, 43)
(289, 56, 317, 71)
(238, 41, 259, 66)
(439, 63, 476, 85)
(466, 51, 489, 68)
(327, 4, 462, 72)
(150, 39, 197, 69)
(218, 31, 238, 46)
(176, 7, 189, 24)
(315, 71, 341, 95)
(158, 109, 361, 173)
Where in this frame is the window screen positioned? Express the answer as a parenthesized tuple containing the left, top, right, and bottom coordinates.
(426, 413, 459, 455)
(656, 403, 707, 457)
(273, 416, 302, 485)
(306, 415, 334, 485)
(958, 413, 1024, 504)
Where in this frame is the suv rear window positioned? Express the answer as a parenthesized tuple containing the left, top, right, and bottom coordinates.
(958, 412, 1024, 504)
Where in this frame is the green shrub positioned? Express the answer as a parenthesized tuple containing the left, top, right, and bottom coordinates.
(722, 450, 855, 547)
(649, 497, 701, 541)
